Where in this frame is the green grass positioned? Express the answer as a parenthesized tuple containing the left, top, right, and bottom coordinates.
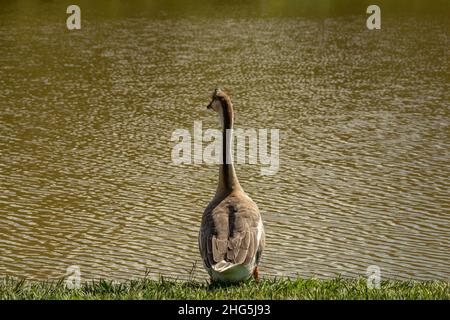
(1, 277, 448, 300)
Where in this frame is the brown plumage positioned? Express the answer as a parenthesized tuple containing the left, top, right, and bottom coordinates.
(199, 88, 265, 283)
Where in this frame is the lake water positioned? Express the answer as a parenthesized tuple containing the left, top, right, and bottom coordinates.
(0, 1, 449, 282)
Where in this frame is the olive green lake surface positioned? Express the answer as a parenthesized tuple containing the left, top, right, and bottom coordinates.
(0, 1, 449, 282)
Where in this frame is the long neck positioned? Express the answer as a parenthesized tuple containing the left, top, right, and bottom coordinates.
(216, 101, 241, 197)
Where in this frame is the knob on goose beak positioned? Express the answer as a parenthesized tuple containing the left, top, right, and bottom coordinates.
(207, 88, 222, 109)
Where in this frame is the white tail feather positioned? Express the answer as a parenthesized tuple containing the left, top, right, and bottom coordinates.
(212, 260, 237, 272)
(209, 261, 253, 282)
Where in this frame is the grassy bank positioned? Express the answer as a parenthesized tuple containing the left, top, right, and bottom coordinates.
(1, 277, 448, 300)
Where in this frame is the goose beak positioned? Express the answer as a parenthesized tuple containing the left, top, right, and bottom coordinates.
(206, 101, 213, 109)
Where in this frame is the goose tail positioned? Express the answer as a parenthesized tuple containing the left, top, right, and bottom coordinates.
(210, 260, 253, 282)
(211, 260, 238, 272)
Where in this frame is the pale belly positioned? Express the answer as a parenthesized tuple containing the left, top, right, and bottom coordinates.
(207, 263, 255, 283)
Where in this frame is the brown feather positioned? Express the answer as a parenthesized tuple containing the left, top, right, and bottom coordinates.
(200, 191, 264, 269)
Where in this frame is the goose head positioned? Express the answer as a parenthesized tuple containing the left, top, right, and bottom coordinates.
(206, 88, 234, 128)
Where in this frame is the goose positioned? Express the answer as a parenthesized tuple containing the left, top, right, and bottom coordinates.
(198, 88, 265, 283)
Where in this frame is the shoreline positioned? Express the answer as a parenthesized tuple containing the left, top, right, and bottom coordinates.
(1, 277, 448, 300)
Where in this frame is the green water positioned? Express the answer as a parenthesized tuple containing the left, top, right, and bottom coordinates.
(0, 0, 449, 281)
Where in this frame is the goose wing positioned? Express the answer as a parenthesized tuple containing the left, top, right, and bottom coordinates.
(199, 195, 265, 269)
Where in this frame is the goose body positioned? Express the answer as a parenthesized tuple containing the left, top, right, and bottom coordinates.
(199, 89, 265, 283)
